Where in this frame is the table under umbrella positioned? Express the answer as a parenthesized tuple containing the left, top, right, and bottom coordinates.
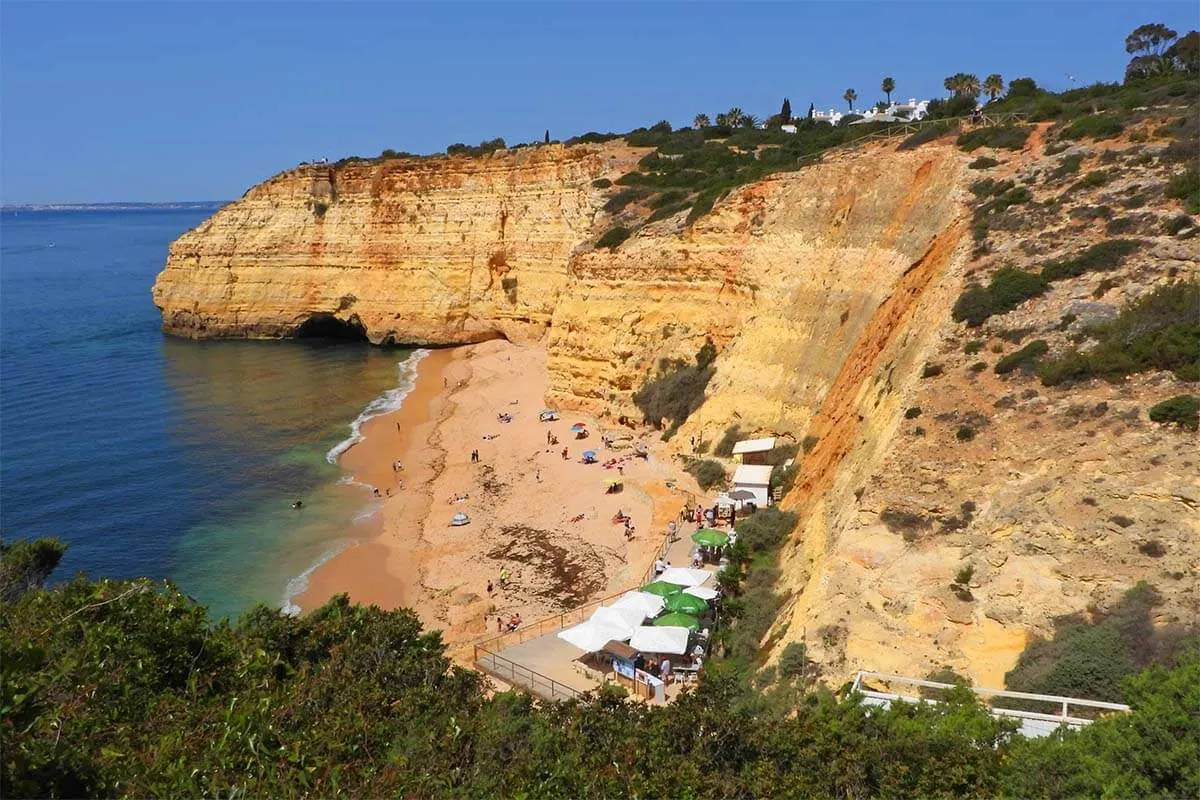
(664, 592, 708, 615)
(653, 612, 701, 631)
(691, 529, 730, 547)
(641, 580, 685, 597)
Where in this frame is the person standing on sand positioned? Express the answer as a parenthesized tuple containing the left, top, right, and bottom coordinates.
(487, 579, 494, 596)
(497, 617, 502, 632)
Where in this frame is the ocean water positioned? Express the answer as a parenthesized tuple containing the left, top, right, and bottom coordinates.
(0, 208, 420, 619)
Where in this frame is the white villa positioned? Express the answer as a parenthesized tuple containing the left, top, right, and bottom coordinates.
(807, 98, 932, 127)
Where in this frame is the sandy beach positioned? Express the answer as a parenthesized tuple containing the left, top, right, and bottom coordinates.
(299, 340, 701, 645)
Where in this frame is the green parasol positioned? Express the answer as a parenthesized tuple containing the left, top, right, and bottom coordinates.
(641, 580, 685, 597)
(691, 528, 730, 547)
(652, 612, 701, 631)
(664, 592, 709, 615)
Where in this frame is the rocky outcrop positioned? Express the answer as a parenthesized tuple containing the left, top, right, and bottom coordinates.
(153, 144, 641, 344)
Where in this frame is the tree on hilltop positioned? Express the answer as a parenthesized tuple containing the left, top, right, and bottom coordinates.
(1125, 23, 1179, 80)
(544, 129, 550, 144)
(882, 76, 895, 104)
(740, 114, 760, 129)
(715, 112, 729, 127)
(725, 107, 745, 127)
(945, 73, 981, 99)
(807, 102, 815, 119)
(693, 113, 711, 129)
(780, 97, 792, 123)
(843, 88, 857, 111)
(983, 74, 1005, 101)
(1166, 31, 1199, 73)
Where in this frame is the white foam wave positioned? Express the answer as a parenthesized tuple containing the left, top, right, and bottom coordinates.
(325, 348, 429, 465)
(280, 541, 355, 616)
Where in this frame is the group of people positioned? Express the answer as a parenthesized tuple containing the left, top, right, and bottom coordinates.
(469, 449, 480, 463)
(495, 612, 522, 632)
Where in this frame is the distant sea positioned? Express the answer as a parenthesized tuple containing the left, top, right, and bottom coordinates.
(1, 207, 420, 619)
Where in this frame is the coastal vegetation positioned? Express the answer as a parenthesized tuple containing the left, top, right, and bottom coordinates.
(1147, 394, 1199, 430)
(3, 537, 1198, 798)
(1037, 281, 1200, 385)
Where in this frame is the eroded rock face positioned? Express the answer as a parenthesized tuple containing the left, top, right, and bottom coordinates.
(152, 144, 638, 344)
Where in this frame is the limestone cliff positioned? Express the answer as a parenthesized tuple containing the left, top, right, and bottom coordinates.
(153, 143, 641, 344)
(154, 127, 1197, 687)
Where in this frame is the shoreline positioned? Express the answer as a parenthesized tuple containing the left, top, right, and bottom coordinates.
(298, 340, 700, 646)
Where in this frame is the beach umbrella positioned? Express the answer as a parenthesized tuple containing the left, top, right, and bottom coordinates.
(641, 580, 685, 597)
(583, 450, 597, 459)
(684, 585, 720, 601)
(664, 592, 708, 615)
(659, 566, 713, 587)
(728, 489, 755, 501)
(630, 625, 690, 655)
(653, 612, 701, 631)
(691, 529, 730, 547)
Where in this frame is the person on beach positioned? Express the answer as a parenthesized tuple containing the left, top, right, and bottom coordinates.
(561, 447, 568, 460)
(497, 617, 503, 632)
(487, 579, 494, 596)
(654, 558, 665, 577)
(661, 657, 672, 685)
(396, 422, 401, 432)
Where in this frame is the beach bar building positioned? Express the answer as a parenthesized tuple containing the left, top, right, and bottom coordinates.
(732, 464, 774, 507)
(731, 436, 776, 465)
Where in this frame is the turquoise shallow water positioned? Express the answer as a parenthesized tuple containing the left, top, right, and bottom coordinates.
(1, 208, 418, 619)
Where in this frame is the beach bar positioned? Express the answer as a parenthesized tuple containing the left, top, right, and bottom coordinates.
(732, 464, 773, 507)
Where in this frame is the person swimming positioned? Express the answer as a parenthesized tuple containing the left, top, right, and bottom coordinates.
(292, 500, 304, 509)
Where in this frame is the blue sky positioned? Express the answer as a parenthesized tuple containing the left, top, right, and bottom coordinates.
(2, 1, 1195, 203)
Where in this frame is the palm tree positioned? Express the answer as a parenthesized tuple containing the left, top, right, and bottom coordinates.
(983, 74, 1004, 101)
(843, 89, 857, 111)
(740, 114, 760, 129)
(715, 112, 730, 127)
(959, 73, 981, 99)
(881, 77, 895, 105)
(726, 107, 745, 127)
(693, 113, 711, 129)
(944, 74, 960, 98)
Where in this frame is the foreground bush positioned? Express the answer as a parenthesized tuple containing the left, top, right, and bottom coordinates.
(3, 538, 1198, 798)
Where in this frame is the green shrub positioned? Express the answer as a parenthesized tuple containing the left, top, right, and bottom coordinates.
(1077, 169, 1110, 188)
(880, 508, 931, 539)
(1043, 141, 1070, 156)
(1148, 395, 1199, 431)
(964, 339, 985, 355)
(1093, 277, 1119, 298)
(1105, 216, 1136, 235)
(591, 178, 612, 188)
(713, 424, 743, 457)
(968, 156, 1000, 169)
(685, 190, 718, 225)
(685, 459, 728, 490)
(1040, 239, 1141, 281)
(957, 125, 1031, 152)
(1122, 193, 1146, 209)
(1164, 214, 1194, 235)
(603, 187, 650, 214)
(646, 200, 692, 222)
(952, 267, 1050, 327)
(904, 406, 922, 419)
(777, 642, 808, 679)
(1051, 153, 1084, 178)
(1039, 282, 1200, 385)
(970, 178, 1013, 199)
(955, 426, 977, 441)
(1165, 167, 1200, 213)
(737, 507, 798, 551)
(1059, 114, 1125, 141)
(897, 121, 957, 151)
(994, 339, 1049, 374)
(921, 363, 944, 378)
(969, 361, 987, 373)
(596, 226, 632, 250)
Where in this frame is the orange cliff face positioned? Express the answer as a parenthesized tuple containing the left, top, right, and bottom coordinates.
(151, 143, 642, 344)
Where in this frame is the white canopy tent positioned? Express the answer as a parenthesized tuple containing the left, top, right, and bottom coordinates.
(591, 605, 645, 632)
(683, 585, 720, 601)
(629, 625, 691, 655)
(557, 621, 631, 653)
(611, 591, 666, 618)
(659, 567, 714, 587)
